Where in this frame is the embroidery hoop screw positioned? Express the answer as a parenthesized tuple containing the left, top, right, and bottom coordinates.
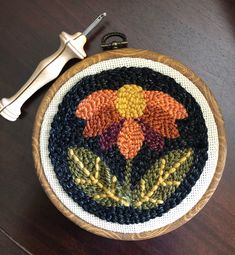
(101, 32, 128, 50)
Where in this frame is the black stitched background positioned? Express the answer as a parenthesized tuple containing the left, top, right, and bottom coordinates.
(48, 67, 208, 224)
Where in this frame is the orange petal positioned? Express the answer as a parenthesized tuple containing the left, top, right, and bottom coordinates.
(76, 90, 117, 120)
(144, 91, 188, 119)
(117, 119, 144, 159)
(141, 106, 180, 138)
(83, 107, 121, 137)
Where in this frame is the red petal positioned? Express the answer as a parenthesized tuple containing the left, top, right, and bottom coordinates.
(117, 119, 144, 159)
(144, 91, 188, 119)
(139, 122, 164, 151)
(76, 90, 117, 120)
(100, 120, 124, 150)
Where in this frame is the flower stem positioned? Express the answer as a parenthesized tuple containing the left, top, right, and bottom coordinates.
(122, 159, 132, 195)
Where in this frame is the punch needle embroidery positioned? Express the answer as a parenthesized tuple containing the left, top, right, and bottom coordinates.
(68, 147, 193, 208)
(49, 66, 208, 224)
(70, 84, 192, 209)
(76, 84, 188, 159)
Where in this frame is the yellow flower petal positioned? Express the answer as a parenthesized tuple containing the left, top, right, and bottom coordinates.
(116, 84, 146, 118)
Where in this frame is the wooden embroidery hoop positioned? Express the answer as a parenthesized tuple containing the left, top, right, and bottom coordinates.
(32, 48, 227, 240)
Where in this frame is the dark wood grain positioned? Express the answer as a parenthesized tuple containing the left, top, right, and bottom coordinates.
(0, 228, 30, 255)
(0, 0, 234, 254)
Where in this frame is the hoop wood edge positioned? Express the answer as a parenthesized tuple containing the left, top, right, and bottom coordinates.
(32, 48, 227, 240)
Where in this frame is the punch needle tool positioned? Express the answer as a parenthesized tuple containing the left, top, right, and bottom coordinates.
(0, 12, 106, 121)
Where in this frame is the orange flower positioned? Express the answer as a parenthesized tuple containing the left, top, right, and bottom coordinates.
(76, 85, 188, 159)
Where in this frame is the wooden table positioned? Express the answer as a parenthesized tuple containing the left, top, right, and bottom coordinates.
(0, 0, 234, 254)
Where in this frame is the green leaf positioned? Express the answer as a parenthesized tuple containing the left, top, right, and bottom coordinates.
(133, 148, 194, 209)
(67, 147, 194, 209)
(68, 147, 111, 186)
(67, 147, 130, 207)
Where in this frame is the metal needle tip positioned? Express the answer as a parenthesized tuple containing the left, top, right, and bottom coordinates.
(83, 12, 107, 36)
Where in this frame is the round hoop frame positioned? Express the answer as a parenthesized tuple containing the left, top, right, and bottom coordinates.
(32, 48, 227, 240)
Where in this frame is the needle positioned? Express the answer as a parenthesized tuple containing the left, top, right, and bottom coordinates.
(0, 13, 107, 121)
(83, 12, 107, 36)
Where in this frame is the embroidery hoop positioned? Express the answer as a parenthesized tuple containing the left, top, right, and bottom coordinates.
(32, 48, 227, 240)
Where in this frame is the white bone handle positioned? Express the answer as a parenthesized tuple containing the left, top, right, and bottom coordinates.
(0, 32, 87, 121)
